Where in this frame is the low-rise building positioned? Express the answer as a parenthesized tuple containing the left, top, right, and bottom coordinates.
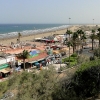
(0, 53, 15, 78)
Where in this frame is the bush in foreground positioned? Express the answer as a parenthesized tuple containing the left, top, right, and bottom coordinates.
(53, 60, 100, 100)
(7, 69, 57, 100)
(71, 60, 100, 99)
(1, 60, 100, 100)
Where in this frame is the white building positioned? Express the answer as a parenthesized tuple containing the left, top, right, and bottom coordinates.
(0, 53, 15, 66)
(0, 53, 16, 77)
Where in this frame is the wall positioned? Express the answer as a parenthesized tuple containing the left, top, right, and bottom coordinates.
(0, 55, 15, 65)
(0, 58, 6, 65)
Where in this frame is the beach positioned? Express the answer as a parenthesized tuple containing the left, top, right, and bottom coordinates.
(0, 25, 77, 45)
(0, 25, 99, 46)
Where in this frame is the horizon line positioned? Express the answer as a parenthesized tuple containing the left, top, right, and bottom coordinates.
(0, 23, 100, 25)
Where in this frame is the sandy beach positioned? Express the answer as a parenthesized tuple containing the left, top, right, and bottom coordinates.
(2, 28, 67, 44)
(0, 26, 76, 45)
(0, 25, 100, 46)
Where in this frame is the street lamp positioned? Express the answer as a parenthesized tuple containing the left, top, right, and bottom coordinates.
(93, 19, 94, 30)
(93, 19, 94, 26)
(69, 18, 71, 26)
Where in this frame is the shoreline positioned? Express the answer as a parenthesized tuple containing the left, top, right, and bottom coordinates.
(0, 28, 67, 45)
(0, 25, 100, 46)
(0, 27, 71, 45)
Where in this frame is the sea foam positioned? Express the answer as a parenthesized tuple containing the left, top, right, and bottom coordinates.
(0, 25, 69, 39)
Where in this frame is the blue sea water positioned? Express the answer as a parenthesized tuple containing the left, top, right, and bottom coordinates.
(0, 24, 68, 39)
(0, 24, 67, 34)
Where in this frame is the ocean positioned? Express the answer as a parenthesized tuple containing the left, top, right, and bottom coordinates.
(0, 24, 69, 39)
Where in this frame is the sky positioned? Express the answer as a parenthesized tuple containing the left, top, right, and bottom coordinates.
(0, 0, 100, 24)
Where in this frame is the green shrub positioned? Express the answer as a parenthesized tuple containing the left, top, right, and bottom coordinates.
(89, 56, 95, 61)
(77, 59, 100, 73)
(70, 61, 77, 66)
(66, 58, 75, 62)
(72, 59, 100, 98)
(0, 81, 8, 97)
(55, 60, 100, 99)
(62, 57, 77, 63)
(94, 48, 100, 58)
(71, 53, 77, 57)
(62, 56, 77, 67)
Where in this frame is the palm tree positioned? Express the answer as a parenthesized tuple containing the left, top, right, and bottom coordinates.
(77, 30, 85, 49)
(66, 30, 72, 52)
(77, 30, 84, 37)
(71, 32, 78, 53)
(81, 32, 87, 49)
(18, 50, 29, 71)
(67, 41, 73, 67)
(17, 32, 22, 43)
(66, 30, 73, 67)
(66, 30, 72, 40)
(97, 28, 100, 48)
(90, 30, 95, 50)
(92, 29, 95, 34)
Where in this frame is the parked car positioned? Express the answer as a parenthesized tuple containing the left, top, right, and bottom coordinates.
(51, 45, 62, 50)
(83, 46, 89, 49)
(55, 54, 62, 58)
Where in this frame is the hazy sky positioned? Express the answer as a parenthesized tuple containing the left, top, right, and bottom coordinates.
(0, 0, 100, 24)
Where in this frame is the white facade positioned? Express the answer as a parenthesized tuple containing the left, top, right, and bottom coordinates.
(0, 55, 15, 65)
(6, 56, 15, 63)
(0, 58, 6, 65)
